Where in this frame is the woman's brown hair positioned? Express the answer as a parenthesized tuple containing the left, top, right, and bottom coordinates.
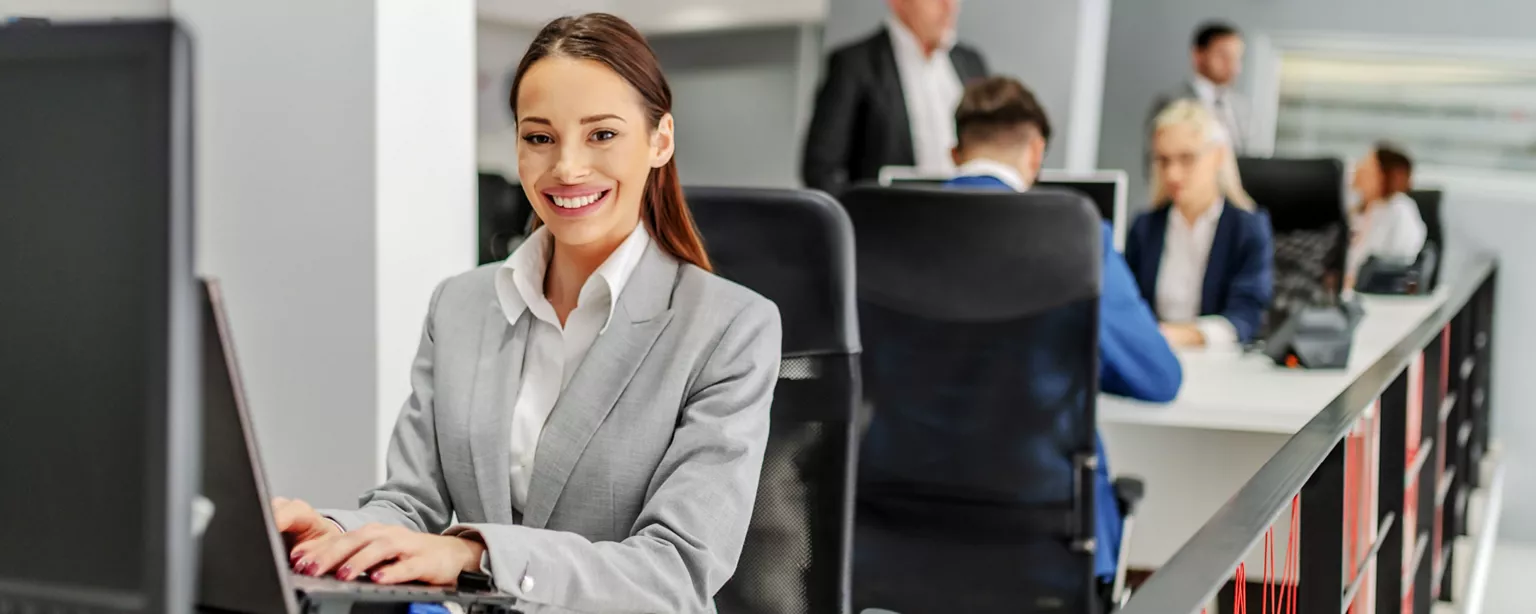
(1374, 142, 1414, 199)
(510, 13, 711, 271)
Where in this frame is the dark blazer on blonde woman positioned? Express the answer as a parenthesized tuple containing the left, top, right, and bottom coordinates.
(324, 239, 781, 613)
(1124, 203, 1274, 344)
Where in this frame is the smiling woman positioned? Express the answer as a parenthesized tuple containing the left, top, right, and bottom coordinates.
(269, 12, 782, 614)
(512, 14, 712, 275)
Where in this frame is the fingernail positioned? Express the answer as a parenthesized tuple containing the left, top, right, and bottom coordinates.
(337, 566, 352, 580)
(290, 551, 303, 563)
(371, 571, 385, 583)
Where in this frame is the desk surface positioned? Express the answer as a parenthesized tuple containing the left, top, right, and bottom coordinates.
(1100, 291, 1450, 434)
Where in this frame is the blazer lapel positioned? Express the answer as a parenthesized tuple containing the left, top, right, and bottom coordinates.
(872, 29, 915, 166)
(467, 303, 528, 525)
(950, 47, 983, 83)
(1142, 207, 1169, 314)
(522, 243, 679, 529)
(1202, 204, 1239, 315)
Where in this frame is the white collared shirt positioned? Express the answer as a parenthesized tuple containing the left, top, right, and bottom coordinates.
(955, 158, 1029, 192)
(886, 16, 963, 176)
(1348, 191, 1428, 277)
(1191, 74, 1243, 152)
(493, 223, 650, 511)
(1156, 200, 1239, 349)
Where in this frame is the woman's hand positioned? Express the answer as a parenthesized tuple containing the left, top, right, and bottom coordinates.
(289, 523, 486, 586)
(1159, 322, 1206, 348)
(272, 497, 342, 551)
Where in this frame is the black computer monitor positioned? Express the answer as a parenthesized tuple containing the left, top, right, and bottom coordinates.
(0, 21, 198, 613)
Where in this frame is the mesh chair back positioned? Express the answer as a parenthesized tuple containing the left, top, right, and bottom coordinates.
(842, 185, 1103, 613)
(476, 173, 534, 264)
(689, 187, 860, 614)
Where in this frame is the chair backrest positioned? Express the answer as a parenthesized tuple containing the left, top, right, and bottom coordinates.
(1409, 188, 1445, 249)
(1236, 157, 1346, 235)
(687, 187, 860, 614)
(1408, 188, 1445, 290)
(1239, 157, 1348, 330)
(476, 172, 534, 264)
(842, 185, 1103, 613)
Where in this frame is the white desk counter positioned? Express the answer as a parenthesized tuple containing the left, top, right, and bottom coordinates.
(1101, 290, 1452, 569)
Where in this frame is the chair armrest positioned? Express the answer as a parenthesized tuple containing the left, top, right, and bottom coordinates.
(1114, 477, 1146, 516)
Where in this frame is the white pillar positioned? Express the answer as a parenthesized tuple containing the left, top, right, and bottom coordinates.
(375, 0, 477, 483)
(172, 0, 475, 506)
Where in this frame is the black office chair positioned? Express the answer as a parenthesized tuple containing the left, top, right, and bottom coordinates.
(1408, 188, 1445, 290)
(688, 187, 861, 614)
(842, 185, 1141, 614)
(1237, 157, 1348, 331)
(477, 172, 535, 264)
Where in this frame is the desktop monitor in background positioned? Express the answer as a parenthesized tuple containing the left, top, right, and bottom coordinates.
(0, 21, 198, 614)
(879, 166, 1130, 251)
(877, 165, 952, 188)
(1236, 157, 1348, 333)
(1036, 170, 1129, 252)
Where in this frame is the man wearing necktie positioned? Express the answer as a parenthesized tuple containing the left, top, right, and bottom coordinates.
(1148, 21, 1250, 159)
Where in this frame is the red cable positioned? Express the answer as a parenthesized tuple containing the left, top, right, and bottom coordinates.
(1235, 562, 1247, 614)
(1264, 527, 1274, 614)
(1285, 494, 1300, 614)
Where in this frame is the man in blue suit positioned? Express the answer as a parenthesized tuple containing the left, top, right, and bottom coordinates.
(944, 76, 1183, 588)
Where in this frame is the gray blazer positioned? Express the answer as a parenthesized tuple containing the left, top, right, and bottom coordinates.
(1147, 80, 1252, 157)
(325, 241, 782, 613)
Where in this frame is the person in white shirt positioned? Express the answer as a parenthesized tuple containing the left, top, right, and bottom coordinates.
(1148, 21, 1250, 161)
(1346, 143, 1428, 286)
(801, 0, 989, 196)
(1126, 99, 1275, 350)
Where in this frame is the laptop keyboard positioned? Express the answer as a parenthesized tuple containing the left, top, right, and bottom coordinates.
(292, 573, 459, 596)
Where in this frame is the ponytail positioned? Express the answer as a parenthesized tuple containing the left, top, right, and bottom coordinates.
(644, 159, 712, 271)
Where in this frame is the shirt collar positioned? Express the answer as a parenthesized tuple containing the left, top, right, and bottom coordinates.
(956, 158, 1029, 192)
(1191, 74, 1223, 104)
(886, 15, 955, 61)
(1170, 199, 1226, 232)
(494, 223, 651, 332)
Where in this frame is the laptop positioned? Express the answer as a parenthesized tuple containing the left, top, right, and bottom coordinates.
(196, 279, 521, 613)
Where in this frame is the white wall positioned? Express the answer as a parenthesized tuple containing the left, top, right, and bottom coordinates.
(477, 19, 538, 178)
(173, 0, 475, 506)
(650, 24, 819, 188)
(173, 0, 381, 508)
(375, 2, 477, 482)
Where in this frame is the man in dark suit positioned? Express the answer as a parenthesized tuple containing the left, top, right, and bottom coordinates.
(801, 0, 988, 197)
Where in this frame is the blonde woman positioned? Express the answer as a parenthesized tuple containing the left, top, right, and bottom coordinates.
(1125, 99, 1273, 349)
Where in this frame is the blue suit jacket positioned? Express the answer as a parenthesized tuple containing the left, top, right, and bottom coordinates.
(1123, 204, 1274, 343)
(943, 175, 1182, 577)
